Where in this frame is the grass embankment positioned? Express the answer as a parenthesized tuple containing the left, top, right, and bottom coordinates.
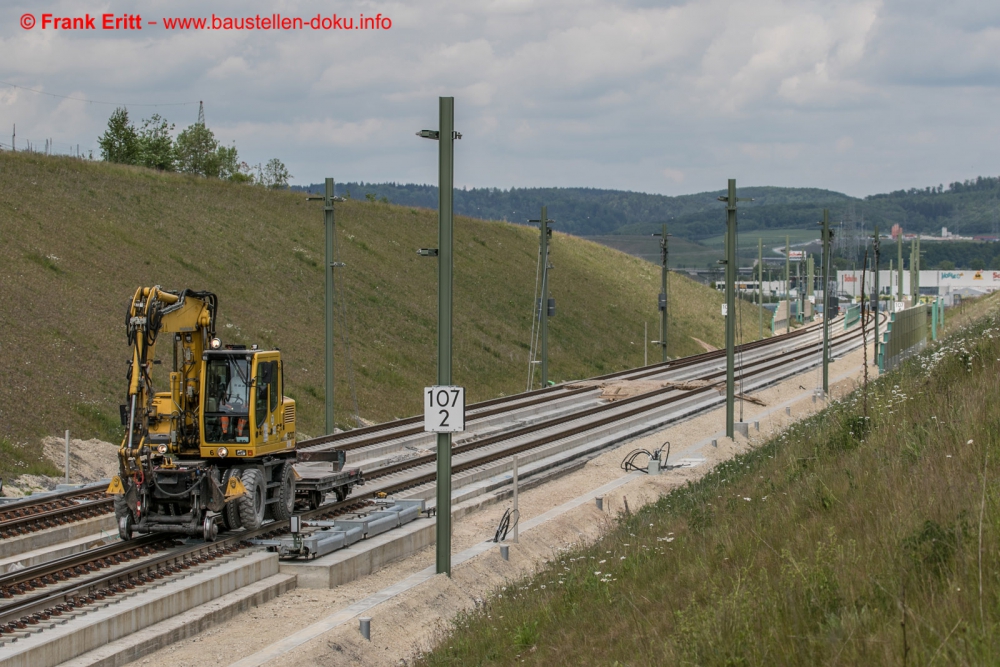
(418, 294, 1000, 666)
(0, 437, 60, 480)
(0, 152, 765, 460)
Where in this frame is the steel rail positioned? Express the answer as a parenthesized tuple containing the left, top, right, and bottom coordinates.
(0, 531, 263, 633)
(0, 482, 107, 516)
(0, 536, 166, 601)
(297, 317, 830, 452)
(362, 321, 866, 485)
(0, 498, 114, 539)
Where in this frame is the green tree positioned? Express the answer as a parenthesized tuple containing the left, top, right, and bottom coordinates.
(971, 258, 985, 271)
(216, 144, 241, 181)
(98, 107, 139, 164)
(228, 159, 255, 184)
(136, 114, 175, 171)
(174, 123, 221, 177)
(261, 158, 291, 189)
(175, 125, 253, 182)
(938, 260, 955, 270)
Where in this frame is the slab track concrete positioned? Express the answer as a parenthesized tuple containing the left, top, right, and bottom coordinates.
(0, 551, 282, 667)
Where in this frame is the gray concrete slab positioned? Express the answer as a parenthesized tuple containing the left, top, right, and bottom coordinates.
(58, 573, 296, 667)
(280, 484, 517, 589)
(0, 550, 278, 667)
(0, 515, 116, 560)
(0, 532, 113, 574)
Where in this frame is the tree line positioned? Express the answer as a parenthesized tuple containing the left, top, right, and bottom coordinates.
(310, 180, 1000, 240)
(97, 108, 291, 188)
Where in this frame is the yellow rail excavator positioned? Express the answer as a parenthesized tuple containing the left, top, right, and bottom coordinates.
(107, 287, 361, 541)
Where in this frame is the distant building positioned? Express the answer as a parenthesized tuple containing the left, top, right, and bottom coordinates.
(837, 269, 1000, 301)
(891, 223, 903, 240)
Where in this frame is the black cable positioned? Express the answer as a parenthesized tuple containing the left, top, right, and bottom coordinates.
(493, 507, 520, 543)
(150, 469, 201, 499)
(622, 441, 673, 473)
(621, 449, 653, 473)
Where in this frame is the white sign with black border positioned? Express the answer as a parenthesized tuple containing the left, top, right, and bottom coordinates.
(424, 385, 465, 432)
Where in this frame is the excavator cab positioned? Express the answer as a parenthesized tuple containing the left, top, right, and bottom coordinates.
(198, 348, 294, 458)
(202, 355, 252, 445)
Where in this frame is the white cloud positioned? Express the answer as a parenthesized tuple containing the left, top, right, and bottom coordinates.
(0, 0, 998, 196)
(662, 168, 685, 184)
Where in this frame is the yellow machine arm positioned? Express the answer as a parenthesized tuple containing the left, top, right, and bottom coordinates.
(118, 287, 218, 477)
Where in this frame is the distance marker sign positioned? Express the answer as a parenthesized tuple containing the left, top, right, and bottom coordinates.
(424, 386, 465, 432)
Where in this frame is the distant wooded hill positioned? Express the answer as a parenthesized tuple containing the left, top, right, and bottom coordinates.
(293, 177, 1000, 241)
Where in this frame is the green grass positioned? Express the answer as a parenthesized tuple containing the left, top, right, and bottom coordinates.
(417, 293, 1000, 666)
(584, 235, 722, 269)
(0, 437, 62, 480)
(0, 152, 767, 444)
(73, 403, 125, 444)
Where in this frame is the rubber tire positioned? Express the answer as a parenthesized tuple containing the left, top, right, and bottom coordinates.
(268, 461, 295, 522)
(221, 468, 243, 532)
(238, 468, 267, 530)
(114, 494, 133, 541)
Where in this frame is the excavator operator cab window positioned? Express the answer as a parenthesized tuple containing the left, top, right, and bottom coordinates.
(255, 360, 279, 429)
(203, 356, 251, 444)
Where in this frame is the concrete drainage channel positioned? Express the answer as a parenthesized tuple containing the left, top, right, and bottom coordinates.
(0, 323, 863, 667)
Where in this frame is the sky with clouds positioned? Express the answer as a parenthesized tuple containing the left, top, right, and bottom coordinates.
(2, 0, 999, 197)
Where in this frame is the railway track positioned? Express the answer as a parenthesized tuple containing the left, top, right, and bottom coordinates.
(351, 318, 870, 495)
(0, 316, 845, 547)
(0, 485, 112, 540)
(296, 317, 829, 452)
(291, 317, 844, 473)
(0, 315, 872, 642)
(0, 319, 827, 543)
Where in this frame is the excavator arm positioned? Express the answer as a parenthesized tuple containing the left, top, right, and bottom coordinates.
(114, 287, 218, 482)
